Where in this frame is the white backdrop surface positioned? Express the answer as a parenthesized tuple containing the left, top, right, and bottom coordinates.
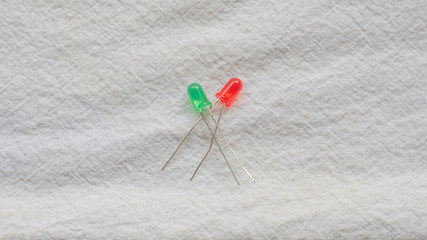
(0, 0, 426, 239)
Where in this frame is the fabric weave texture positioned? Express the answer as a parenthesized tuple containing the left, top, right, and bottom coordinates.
(0, 0, 426, 239)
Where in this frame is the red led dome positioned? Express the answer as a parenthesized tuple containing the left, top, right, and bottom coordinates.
(215, 78, 243, 107)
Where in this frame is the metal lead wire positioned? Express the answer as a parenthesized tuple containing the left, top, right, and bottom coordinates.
(190, 104, 224, 181)
(207, 107, 256, 182)
(200, 110, 239, 185)
(162, 100, 219, 171)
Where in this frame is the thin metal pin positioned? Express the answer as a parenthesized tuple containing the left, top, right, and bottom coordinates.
(200, 110, 239, 185)
(207, 107, 256, 182)
(162, 100, 219, 171)
(190, 105, 224, 181)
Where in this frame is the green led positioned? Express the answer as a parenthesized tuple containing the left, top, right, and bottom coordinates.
(188, 83, 212, 113)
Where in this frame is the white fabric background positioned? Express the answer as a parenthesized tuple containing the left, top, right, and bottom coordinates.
(0, 0, 426, 239)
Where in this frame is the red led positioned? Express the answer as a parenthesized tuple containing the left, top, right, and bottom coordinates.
(215, 78, 243, 107)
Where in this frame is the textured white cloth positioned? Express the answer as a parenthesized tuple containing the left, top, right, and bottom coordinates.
(1, 1, 426, 239)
